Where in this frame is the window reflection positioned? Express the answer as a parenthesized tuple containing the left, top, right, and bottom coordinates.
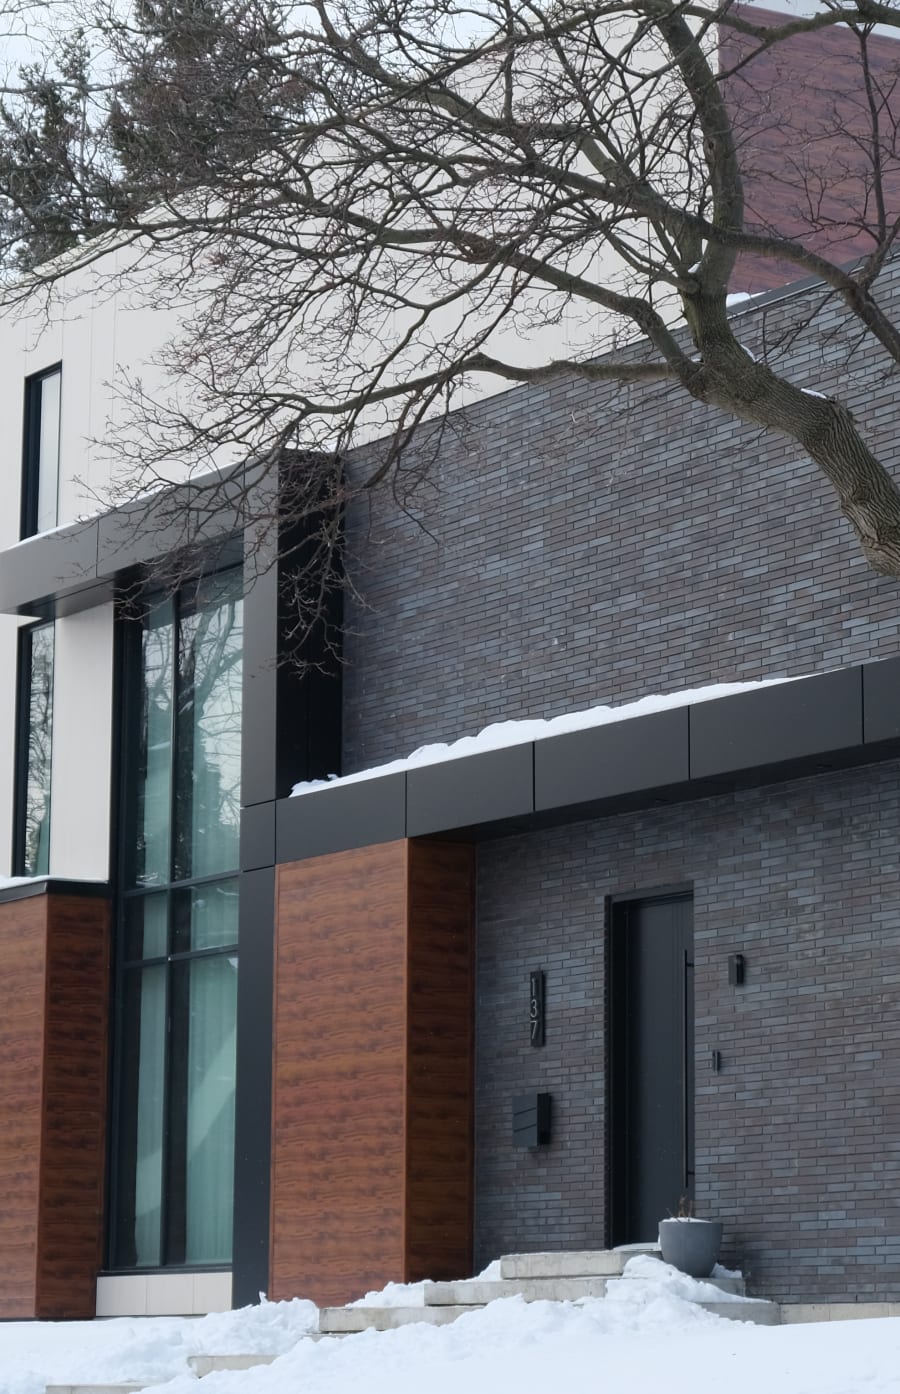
(113, 568, 242, 1271)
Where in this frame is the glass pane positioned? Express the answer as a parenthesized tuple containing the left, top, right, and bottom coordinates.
(172, 878, 239, 954)
(135, 601, 174, 887)
(22, 622, 54, 876)
(124, 893, 168, 961)
(174, 571, 243, 880)
(36, 370, 60, 534)
(113, 965, 166, 1268)
(167, 955, 238, 1265)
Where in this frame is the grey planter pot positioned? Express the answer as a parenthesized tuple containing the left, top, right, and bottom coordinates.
(658, 1218, 723, 1278)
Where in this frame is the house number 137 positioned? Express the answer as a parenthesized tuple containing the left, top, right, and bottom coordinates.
(530, 970, 545, 1047)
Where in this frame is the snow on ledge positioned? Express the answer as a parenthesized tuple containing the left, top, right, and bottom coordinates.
(291, 676, 799, 797)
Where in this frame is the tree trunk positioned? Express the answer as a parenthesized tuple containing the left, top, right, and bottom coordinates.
(692, 339, 900, 578)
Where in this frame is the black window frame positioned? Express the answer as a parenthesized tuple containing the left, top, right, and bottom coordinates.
(21, 363, 62, 540)
(13, 619, 55, 876)
(108, 569, 243, 1273)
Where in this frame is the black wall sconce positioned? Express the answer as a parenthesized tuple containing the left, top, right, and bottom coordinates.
(728, 953, 746, 986)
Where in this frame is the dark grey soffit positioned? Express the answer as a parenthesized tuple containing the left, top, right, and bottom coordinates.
(274, 658, 900, 862)
(0, 467, 246, 618)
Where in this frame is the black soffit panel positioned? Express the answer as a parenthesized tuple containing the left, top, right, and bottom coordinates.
(687, 667, 862, 778)
(406, 743, 534, 836)
(863, 656, 900, 744)
(273, 660, 900, 864)
(534, 707, 689, 812)
(0, 467, 245, 618)
(274, 771, 407, 863)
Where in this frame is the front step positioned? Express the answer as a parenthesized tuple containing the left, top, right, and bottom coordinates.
(319, 1305, 473, 1334)
(46, 1387, 147, 1394)
(694, 1300, 781, 1326)
(499, 1249, 638, 1279)
(318, 1248, 778, 1335)
(189, 1354, 278, 1376)
(427, 1277, 611, 1305)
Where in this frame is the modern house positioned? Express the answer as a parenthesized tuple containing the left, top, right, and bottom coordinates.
(1, 228, 900, 1322)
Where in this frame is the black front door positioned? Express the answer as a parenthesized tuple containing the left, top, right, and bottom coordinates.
(609, 893, 694, 1245)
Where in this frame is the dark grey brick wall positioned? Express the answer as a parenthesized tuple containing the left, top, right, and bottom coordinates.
(475, 760, 900, 1304)
(343, 266, 900, 775)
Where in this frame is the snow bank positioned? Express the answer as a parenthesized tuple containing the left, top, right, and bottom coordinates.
(292, 676, 796, 796)
(3, 1297, 317, 1394)
(616, 1253, 754, 1304)
(3, 1275, 900, 1394)
(348, 1280, 432, 1308)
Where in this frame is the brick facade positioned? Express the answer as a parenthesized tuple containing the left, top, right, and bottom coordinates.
(342, 262, 900, 776)
(722, 8, 900, 294)
(475, 760, 900, 1303)
(340, 238, 900, 1305)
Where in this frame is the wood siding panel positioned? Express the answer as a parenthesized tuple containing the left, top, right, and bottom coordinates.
(271, 842, 410, 1306)
(0, 896, 47, 1316)
(405, 842, 475, 1282)
(0, 890, 109, 1320)
(37, 894, 110, 1319)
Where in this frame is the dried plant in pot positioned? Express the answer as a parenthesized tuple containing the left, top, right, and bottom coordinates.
(658, 1198, 723, 1278)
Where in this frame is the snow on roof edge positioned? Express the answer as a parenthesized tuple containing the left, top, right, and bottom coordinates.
(291, 674, 803, 797)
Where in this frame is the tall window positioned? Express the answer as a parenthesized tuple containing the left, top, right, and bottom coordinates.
(21, 366, 62, 538)
(14, 621, 55, 876)
(112, 570, 242, 1269)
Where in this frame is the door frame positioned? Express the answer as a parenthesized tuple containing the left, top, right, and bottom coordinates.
(605, 884, 694, 1248)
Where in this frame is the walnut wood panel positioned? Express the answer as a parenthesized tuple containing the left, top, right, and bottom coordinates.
(0, 895, 47, 1316)
(271, 842, 410, 1306)
(271, 839, 475, 1306)
(0, 890, 110, 1320)
(37, 894, 111, 1318)
(405, 841, 474, 1282)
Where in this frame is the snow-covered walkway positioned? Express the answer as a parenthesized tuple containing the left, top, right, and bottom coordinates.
(4, 1261, 900, 1394)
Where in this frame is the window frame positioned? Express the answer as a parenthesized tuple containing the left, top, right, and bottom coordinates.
(21, 363, 62, 540)
(13, 619, 55, 877)
(108, 569, 243, 1272)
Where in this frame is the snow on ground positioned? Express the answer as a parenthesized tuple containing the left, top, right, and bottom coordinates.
(2, 1260, 900, 1394)
(2, 1298, 316, 1394)
(291, 676, 797, 795)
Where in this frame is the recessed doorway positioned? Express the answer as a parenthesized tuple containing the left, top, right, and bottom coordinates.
(608, 891, 694, 1246)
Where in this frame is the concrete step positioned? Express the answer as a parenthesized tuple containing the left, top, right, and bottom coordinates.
(696, 1299, 781, 1326)
(189, 1354, 278, 1376)
(46, 1387, 147, 1394)
(605, 1272, 746, 1297)
(499, 1250, 629, 1279)
(319, 1304, 473, 1334)
(427, 1276, 610, 1305)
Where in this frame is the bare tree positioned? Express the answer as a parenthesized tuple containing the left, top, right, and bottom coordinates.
(10, 0, 900, 581)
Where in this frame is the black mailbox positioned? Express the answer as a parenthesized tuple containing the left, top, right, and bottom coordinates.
(513, 1092, 552, 1148)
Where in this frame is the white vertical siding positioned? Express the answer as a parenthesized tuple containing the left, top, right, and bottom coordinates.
(48, 604, 115, 881)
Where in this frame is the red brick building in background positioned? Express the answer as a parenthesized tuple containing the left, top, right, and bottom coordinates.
(723, 6, 900, 292)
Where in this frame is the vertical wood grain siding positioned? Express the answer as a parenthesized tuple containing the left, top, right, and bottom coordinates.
(406, 841, 474, 1283)
(0, 895, 46, 1316)
(271, 840, 474, 1306)
(0, 891, 110, 1319)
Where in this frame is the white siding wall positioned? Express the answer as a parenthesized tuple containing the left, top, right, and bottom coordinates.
(47, 604, 115, 881)
(0, 252, 186, 883)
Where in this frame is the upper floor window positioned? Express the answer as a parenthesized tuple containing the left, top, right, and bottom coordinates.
(21, 365, 61, 538)
(14, 620, 55, 876)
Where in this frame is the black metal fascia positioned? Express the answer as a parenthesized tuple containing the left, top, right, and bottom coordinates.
(272, 658, 900, 862)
